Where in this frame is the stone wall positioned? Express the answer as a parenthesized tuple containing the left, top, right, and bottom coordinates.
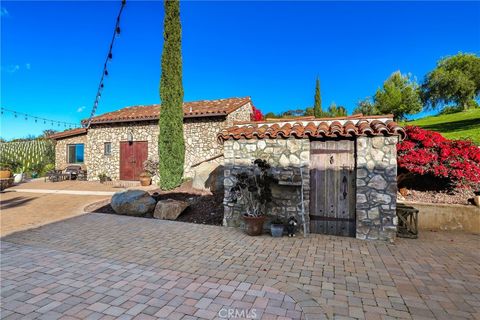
(84, 102, 252, 181)
(223, 138, 310, 232)
(86, 121, 159, 181)
(183, 102, 252, 177)
(54, 134, 87, 170)
(355, 136, 399, 242)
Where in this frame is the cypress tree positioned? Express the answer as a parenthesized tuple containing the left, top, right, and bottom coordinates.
(314, 77, 322, 117)
(158, 0, 184, 190)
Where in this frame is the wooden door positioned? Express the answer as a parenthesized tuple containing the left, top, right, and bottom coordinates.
(309, 140, 356, 237)
(120, 141, 148, 180)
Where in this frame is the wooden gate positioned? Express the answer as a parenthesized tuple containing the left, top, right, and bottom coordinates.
(309, 140, 356, 237)
(120, 141, 148, 181)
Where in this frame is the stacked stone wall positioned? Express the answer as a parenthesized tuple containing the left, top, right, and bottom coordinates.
(86, 122, 159, 181)
(223, 138, 310, 231)
(355, 136, 399, 241)
(83, 102, 252, 181)
(54, 134, 87, 170)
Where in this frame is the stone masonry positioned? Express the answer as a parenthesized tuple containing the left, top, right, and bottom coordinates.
(86, 122, 159, 181)
(223, 135, 400, 241)
(53, 102, 253, 180)
(355, 136, 399, 241)
(223, 138, 310, 231)
(54, 133, 87, 170)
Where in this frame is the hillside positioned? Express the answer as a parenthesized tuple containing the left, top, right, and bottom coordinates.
(403, 109, 480, 144)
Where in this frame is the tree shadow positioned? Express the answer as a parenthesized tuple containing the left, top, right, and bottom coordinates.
(419, 118, 480, 133)
(1, 196, 36, 210)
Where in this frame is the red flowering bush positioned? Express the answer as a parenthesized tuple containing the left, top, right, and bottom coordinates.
(251, 106, 264, 121)
(397, 126, 480, 189)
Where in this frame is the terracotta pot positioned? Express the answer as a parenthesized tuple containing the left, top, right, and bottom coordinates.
(0, 170, 11, 179)
(139, 176, 151, 186)
(474, 196, 480, 208)
(242, 215, 266, 236)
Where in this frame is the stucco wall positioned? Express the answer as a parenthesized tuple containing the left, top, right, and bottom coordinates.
(223, 138, 310, 231)
(54, 134, 87, 170)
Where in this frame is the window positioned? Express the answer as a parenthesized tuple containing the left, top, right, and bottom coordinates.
(67, 144, 84, 164)
(104, 142, 112, 156)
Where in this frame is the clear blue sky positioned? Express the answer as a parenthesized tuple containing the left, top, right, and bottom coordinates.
(1, 1, 479, 140)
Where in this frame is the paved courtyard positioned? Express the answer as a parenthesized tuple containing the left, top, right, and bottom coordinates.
(1, 213, 479, 319)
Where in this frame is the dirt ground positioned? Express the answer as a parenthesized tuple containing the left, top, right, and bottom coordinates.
(86, 181, 225, 225)
(0, 191, 109, 237)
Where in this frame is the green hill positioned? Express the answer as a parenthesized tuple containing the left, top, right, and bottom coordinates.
(403, 108, 480, 144)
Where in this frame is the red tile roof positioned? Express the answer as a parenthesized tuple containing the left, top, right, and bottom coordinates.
(84, 97, 252, 125)
(218, 115, 406, 142)
(49, 128, 87, 140)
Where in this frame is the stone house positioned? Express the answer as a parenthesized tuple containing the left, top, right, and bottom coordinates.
(217, 115, 405, 241)
(50, 97, 253, 181)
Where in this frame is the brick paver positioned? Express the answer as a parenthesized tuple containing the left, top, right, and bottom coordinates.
(1, 213, 479, 319)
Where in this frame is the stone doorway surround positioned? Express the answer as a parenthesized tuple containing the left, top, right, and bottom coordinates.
(218, 115, 405, 242)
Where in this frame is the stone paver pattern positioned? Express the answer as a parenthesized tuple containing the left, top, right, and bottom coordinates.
(1, 213, 479, 319)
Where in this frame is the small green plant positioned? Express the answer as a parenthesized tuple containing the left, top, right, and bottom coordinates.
(98, 173, 111, 183)
(270, 217, 284, 225)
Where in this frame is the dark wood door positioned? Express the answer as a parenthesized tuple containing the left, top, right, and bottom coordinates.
(120, 141, 148, 181)
(309, 140, 356, 237)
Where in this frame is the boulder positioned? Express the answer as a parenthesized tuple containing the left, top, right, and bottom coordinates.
(111, 190, 156, 217)
(153, 199, 189, 220)
(192, 162, 224, 193)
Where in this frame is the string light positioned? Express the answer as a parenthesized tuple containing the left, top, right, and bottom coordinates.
(0, 107, 79, 128)
(84, 0, 126, 129)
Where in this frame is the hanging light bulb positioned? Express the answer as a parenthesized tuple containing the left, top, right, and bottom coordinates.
(14, 113, 17, 118)
(116, 26, 121, 36)
(105, 69, 109, 76)
(108, 52, 113, 60)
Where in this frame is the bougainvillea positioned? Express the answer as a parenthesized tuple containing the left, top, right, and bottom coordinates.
(397, 126, 480, 189)
(251, 106, 264, 121)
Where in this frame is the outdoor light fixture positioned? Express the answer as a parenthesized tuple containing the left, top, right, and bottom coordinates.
(127, 131, 134, 143)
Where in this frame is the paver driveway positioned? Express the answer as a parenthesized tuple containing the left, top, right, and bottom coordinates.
(1, 213, 479, 319)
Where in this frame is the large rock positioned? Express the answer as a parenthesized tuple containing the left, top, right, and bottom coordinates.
(111, 190, 156, 217)
(192, 162, 224, 193)
(153, 199, 189, 220)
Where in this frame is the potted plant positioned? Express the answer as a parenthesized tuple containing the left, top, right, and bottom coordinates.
(229, 159, 277, 236)
(98, 173, 111, 183)
(140, 159, 158, 186)
(270, 217, 284, 237)
(0, 164, 12, 179)
(474, 190, 480, 207)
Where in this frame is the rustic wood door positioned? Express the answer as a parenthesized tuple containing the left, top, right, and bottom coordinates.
(309, 140, 356, 237)
(120, 141, 148, 180)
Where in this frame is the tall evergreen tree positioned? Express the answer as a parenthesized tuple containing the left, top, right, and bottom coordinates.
(314, 77, 322, 117)
(158, 0, 184, 190)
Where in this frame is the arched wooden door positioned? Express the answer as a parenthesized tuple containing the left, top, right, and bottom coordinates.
(309, 140, 356, 237)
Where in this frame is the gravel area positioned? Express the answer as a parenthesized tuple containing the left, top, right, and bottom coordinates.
(399, 188, 476, 205)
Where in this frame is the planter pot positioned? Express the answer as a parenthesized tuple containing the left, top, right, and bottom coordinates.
(270, 224, 284, 237)
(474, 196, 480, 208)
(139, 176, 152, 186)
(13, 173, 24, 184)
(242, 215, 266, 236)
(0, 170, 11, 179)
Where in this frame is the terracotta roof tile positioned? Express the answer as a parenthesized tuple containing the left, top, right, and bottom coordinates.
(85, 97, 251, 125)
(218, 115, 406, 142)
(49, 128, 87, 140)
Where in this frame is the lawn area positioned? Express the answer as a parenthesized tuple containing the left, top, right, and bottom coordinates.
(403, 108, 480, 144)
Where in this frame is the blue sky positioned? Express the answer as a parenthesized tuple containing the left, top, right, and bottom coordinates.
(1, 1, 479, 140)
